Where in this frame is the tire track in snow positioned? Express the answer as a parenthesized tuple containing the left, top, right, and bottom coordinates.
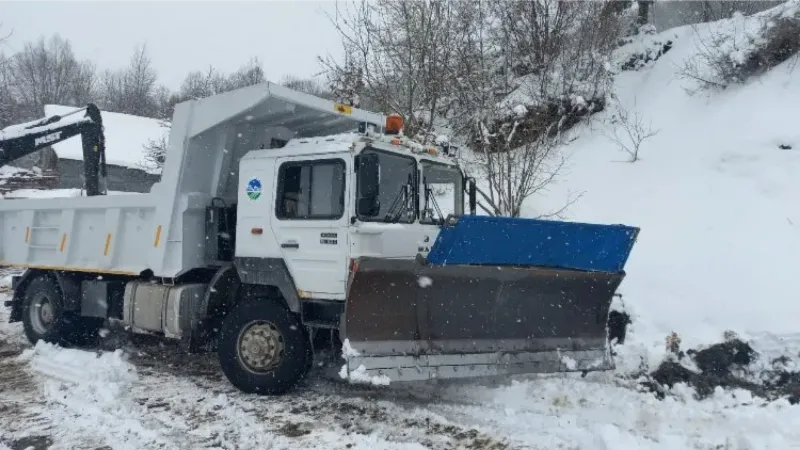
(125, 341, 513, 450)
(1, 318, 512, 450)
(0, 333, 59, 449)
(6, 275, 529, 450)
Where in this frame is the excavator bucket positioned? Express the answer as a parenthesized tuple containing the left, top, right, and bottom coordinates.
(340, 215, 639, 383)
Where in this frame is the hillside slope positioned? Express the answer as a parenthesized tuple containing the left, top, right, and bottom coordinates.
(525, 8, 800, 365)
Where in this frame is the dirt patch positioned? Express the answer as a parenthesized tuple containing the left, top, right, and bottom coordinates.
(642, 338, 799, 403)
(764, 368, 800, 405)
(9, 435, 52, 450)
(607, 310, 631, 344)
(688, 339, 755, 377)
(0, 354, 36, 398)
(402, 417, 508, 450)
(277, 421, 313, 438)
(644, 360, 766, 400)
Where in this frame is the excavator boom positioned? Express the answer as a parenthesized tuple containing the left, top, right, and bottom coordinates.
(0, 103, 106, 196)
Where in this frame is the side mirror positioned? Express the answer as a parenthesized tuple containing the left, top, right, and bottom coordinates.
(356, 152, 381, 217)
(468, 178, 477, 215)
(357, 197, 381, 217)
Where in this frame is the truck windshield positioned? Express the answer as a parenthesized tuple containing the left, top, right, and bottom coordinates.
(357, 148, 417, 223)
(420, 160, 463, 224)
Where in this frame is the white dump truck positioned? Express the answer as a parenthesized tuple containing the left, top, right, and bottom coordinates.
(0, 83, 639, 394)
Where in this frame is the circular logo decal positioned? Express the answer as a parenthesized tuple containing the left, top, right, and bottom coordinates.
(246, 177, 262, 200)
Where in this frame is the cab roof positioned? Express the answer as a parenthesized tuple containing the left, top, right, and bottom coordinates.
(241, 131, 458, 166)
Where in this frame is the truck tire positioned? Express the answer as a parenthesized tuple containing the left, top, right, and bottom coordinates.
(21, 275, 102, 346)
(217, 298, 309, 395)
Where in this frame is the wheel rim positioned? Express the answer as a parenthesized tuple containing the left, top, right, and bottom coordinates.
(30, 292, 55, 335)
(236, 320, 285, 373)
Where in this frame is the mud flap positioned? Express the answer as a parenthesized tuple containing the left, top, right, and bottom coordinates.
(341, 257, 624, 383)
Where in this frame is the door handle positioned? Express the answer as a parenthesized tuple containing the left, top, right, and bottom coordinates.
(281, 242, 300, 249)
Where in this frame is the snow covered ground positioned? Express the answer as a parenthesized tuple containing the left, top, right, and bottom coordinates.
(2, 5, 800, 449)
(1, 275, 799, 450)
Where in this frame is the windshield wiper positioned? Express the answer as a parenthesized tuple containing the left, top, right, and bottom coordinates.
(424, 184, 445, 224)
(383, 185, 410, 223)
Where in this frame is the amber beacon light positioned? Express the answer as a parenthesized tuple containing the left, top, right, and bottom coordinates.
(385, 114, 403, 135)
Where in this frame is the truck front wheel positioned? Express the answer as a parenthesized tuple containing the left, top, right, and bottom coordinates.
(217, 298, 309, 394)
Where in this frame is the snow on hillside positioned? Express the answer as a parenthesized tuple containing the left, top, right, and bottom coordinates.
(2, 7, 800, 450)
(522, 4, 800, 367)
(43, 105, 169, 174)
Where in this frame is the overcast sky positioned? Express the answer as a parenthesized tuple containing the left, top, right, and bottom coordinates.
(1, 1, 343, 90)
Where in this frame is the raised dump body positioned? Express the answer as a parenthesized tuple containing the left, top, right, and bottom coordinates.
(0, 83, 385, 277)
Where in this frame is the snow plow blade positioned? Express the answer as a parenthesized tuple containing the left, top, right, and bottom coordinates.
(341, 216, 639, 383)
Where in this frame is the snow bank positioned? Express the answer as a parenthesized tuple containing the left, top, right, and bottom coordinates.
(520, 10, 800, 366)
(434, 374, 800, 449)
(19, 341, 137, 388)
(43, 105, 169, 174)
(13, 342, 174, 449)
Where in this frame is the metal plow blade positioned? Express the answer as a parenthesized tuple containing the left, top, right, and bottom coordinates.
(341, 257, 625, 383)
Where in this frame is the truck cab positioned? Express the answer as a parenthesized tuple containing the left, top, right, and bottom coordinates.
(234, 133, 464, 302)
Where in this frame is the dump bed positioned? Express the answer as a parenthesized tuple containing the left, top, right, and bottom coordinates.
(0, 83, 384, 277)
(0, 194, 158, 275)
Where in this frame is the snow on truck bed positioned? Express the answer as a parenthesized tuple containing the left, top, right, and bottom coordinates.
(44, 104, 169, 174)
(0, 188, 135, 199)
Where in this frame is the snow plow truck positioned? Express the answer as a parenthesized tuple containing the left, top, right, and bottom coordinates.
(0, 83, 639, 394)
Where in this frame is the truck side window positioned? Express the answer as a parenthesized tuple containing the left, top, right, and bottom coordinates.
(357, 148, 417, 223)
(420, 160, 464, 224)
(276, 159, 345, 220)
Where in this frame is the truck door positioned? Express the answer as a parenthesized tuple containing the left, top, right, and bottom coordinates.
(271, 156, 349, 300)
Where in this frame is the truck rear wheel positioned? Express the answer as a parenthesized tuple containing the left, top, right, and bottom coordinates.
(217, 298, 309, 394)
(21, 275, 101, 346)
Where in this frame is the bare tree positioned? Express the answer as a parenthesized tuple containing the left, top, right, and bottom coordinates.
(321, 0, 457, 141)
(319, 1, 629, 217)
(326, 57, 364, 107)
(6, 35, 92, 118)
(70, 60, 96, 106)
(140, 120, 170, 171)
(605, 96, 659, 162)
(473, 121, 576, 218)
(656, 1, 780, 28)
(279, 74, 332, 99)
(151, 84, 173, 120)
(227, 57, 265, 89)
(121, 43, 158, 116)
(0, 54, 21, 127)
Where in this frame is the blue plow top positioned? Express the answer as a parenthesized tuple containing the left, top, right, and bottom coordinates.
(426, 215, 640, 273)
